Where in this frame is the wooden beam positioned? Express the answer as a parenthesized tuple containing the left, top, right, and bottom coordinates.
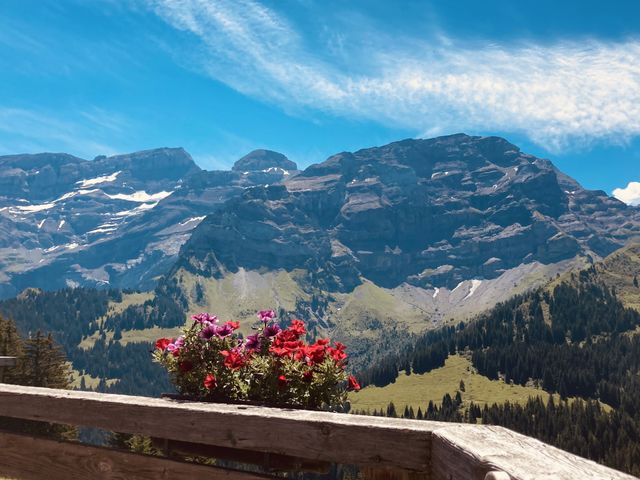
(0, 431, 271, 480)
(0, 357, 16, 367)
(430, 424, 636, 480)
(0, 384, 437, 472)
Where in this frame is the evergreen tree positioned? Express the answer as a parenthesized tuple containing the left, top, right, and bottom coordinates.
(0, 321, 75, 440)
(21, 331, 72, 389)
(0, 315, 23, 383)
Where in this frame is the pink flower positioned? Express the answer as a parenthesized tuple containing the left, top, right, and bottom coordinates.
(258, 310, 276, 323)
(166, 336, 185, 356)
(191, 313, 218, 325)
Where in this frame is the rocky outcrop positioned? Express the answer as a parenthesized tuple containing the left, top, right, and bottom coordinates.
(176, 134, 640, 290)
(232, 149, 298, 173)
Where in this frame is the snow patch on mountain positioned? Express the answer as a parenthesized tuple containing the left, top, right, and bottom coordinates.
(76, 171, 121, 188)
(463, 279, 483, 300)
(114, 202, 160, 217)
(14, 202, 56, 213)
(179, 216, 206, 226)
(106, 190, 173, 202)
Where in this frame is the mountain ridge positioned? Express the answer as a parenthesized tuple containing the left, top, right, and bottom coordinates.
(1, 133, 638, 302)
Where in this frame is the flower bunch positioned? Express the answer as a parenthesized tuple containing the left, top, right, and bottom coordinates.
(153, 310, 359, 410)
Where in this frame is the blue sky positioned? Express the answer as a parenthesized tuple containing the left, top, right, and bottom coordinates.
(0, 0, 639, 202)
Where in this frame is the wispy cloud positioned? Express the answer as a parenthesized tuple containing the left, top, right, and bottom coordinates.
(146, 0, 640, 151)
(0, 107, 127, 158)
(613, 182, 640, 206)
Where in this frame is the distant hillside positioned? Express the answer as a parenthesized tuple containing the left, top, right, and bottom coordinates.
(588, 243, 640, 310)
(352, 247, 640, 475)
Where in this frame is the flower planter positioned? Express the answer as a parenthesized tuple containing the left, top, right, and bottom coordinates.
(152, 310, 360, 474)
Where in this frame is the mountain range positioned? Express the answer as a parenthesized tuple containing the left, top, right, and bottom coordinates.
(2, 133, 639, 367)
(0, 147, 297, 298)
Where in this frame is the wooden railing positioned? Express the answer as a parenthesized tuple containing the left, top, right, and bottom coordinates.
(0, 383, 635, 480)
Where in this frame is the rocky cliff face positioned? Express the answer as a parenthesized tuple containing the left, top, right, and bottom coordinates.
(1, 134, 637, 305)
(175, 134, 640, 291)
(0, 148, 298, 298)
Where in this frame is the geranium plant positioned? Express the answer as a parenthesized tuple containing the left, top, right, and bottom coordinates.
(153, 310, 360, 410)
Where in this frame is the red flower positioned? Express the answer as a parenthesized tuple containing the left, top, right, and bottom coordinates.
(204, 373, 217, 390)
(297, 341, 327, 365)
(347, 375, 361, 391)
(220, 350, 246, 370)
(289, 319, 306, 337)
(178, 360, 193, 373)
(155, 338, 172, 351)
(225, 321, 240, 330)
(302, 370, 313, 382)
(269, 337, 304, 358)
(278, 329, 299, 342)
(277, 375, 288, 388)
(327, 342, 347, 364)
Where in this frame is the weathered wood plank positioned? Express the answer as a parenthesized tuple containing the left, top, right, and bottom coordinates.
(0, 384, 437, 471)
(0, 431, 271, 480)
(0, 357, 16, 367)
(431, 424, 637, 480)
(155, 438, 331, 473)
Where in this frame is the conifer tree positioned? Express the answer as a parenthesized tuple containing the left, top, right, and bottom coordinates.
(0, 322, 75, 440)
(0, 315, 23, 383)
(21, 331, 71, 389)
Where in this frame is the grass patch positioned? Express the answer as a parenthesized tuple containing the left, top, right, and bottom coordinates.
(350, 354, 578, 413)
(69, 368, 117, 389)
(118, 326, 183, 346)
(108, 291, 154, 316)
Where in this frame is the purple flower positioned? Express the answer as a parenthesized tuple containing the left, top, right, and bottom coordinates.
(215, 323, 235, 338)
(263, 323, 282, 338)
(245, 333, 261, 351)
(200, 324, 218, 340)
(191, 313, 218, 325)
(257, 310, 276, 323)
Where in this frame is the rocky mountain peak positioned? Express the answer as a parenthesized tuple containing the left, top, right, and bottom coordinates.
(94, 147, 200, 182)
(178, 134, 640, 292)
(232, 149, 297, 173)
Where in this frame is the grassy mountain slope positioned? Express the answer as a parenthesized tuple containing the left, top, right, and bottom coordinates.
(594, 243, 640, 310)
(350, 354, 558, 412)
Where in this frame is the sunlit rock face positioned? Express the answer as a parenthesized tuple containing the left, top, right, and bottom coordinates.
(176, 134, 640, 291)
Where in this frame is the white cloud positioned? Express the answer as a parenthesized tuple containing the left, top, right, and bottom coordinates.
(147, 0, 640, 151)
(613, 182, 640, 206)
